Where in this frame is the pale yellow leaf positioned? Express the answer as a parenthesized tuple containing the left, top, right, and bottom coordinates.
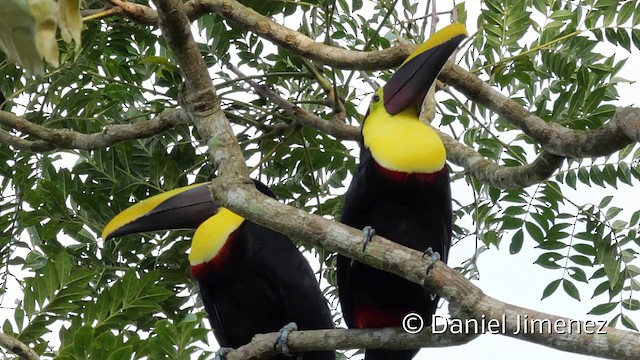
(59, 0, 82, 49)
(28, 0, 59, 68)
(0, 0, 44, 74)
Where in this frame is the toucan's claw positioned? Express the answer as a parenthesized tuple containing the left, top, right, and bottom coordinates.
(274, 322, 298, 357)
(362, 226, 376, 252)
(351, 226, 376, 266)
(424, 247, 441, 301)
(214, 347, 234, 360)
(423, 247, 440, 273)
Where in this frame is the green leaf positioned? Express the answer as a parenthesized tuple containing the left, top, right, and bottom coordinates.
(24, 251, 48, 270)
(584, 87, 606, 114)
(577, 167, 591, 185)
(605, 207, 623, 219)
(541, 279, 561, 300)
(534, 252, 563, 269)
(617, 28, 631, 51)
(525, 221, 545, 243)
(562, 279, 580, 301)
(591, 267, 607, 280)
(590, 167, 605, 187)
(622, 299, 640, 311)
(599, 195, 613, 208)
(565, 170, 577, 189)
(609, 314, 621, 328)
(573, 243, 596, 256)
(568, 267, 588, 283)
(74, 325, 95, 357)
(54, 250, 71, 288)
(597, 238, 621, 286)
(632, 29, 640, 49)
(569, 255, 593, 267)
(550, 10, 574, 21)
(107, 346, 134, 360)
(621, 314, 638, 331)
(617, 2, 636, 24)
(510, 229, 524, 254)
(588, 302, 618, 315)
(536, 241, 567, 250)
(92, 331, 117, 359)
(501, 217, 523, 230)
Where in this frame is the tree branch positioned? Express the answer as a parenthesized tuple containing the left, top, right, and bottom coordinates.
(225, 327, 478, 360)
(439, 131, 566, 188)
(226, 64, 564, 188)
(0, 109, 191, 152)
(616, 106, 640, 143)
(107, 0, 411, 70)
(105, 0, 640, 161)
(152, 0, 250, 187)
(0, 332, 39, 360)
(107, 0, 157, 24)
(438, 63, 639, 158)
(208, 181, 640, 359)
(0, 128, 54, 152)
(225, 63, 360, 142)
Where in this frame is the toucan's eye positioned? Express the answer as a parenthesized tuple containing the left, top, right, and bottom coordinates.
(372, 94, 380, 103)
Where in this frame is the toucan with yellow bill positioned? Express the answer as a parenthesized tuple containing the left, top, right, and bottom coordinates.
(103, 181, 335, 360)
(337, 23, 467, 359)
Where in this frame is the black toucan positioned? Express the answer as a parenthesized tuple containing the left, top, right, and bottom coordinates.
(103, 181, 335, 360)
(337, 23, 467, 359)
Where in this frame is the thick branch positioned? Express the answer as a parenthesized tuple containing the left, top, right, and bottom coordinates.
(439, 131, 566, 188)
(0, 128, 53, 152)
(191, 0, 409, 70)
(152, 0, 216, 116)
(0, 332, 39, 360)
(209, 182, 640, 359)
(0, 109, 190, 152)
(617, 106, 640, 143)
(439, 64, 639, 158)
(107, 0, 157, 24)
(152, 0, 248, 182)
(107, 0, 411, 70)
(226, 327, 478, 360)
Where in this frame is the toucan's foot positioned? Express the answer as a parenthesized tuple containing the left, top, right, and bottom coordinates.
(214, 347, 233, 360)
(361, 226, 376, 252)
(274, 322, 298, 357)
(351, 226, 376, 266)
(423, 247, 441, 273)
(423, 248, 441, 301)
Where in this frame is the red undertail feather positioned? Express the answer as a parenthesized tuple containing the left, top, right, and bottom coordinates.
(353, 307, 413, 328)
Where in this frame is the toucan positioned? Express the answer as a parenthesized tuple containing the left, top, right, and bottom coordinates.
(103, 181, 335, 360)
(337, 23, 467, 359)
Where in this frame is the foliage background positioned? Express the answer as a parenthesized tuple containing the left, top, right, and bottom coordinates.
(1, 0, 639, 359)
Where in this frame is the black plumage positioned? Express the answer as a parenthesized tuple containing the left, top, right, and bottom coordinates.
(104, 181, 335, 360)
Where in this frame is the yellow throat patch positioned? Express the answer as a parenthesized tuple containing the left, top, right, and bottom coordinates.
(189, 208, 245, 266)
(362, 103, 446, 174)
